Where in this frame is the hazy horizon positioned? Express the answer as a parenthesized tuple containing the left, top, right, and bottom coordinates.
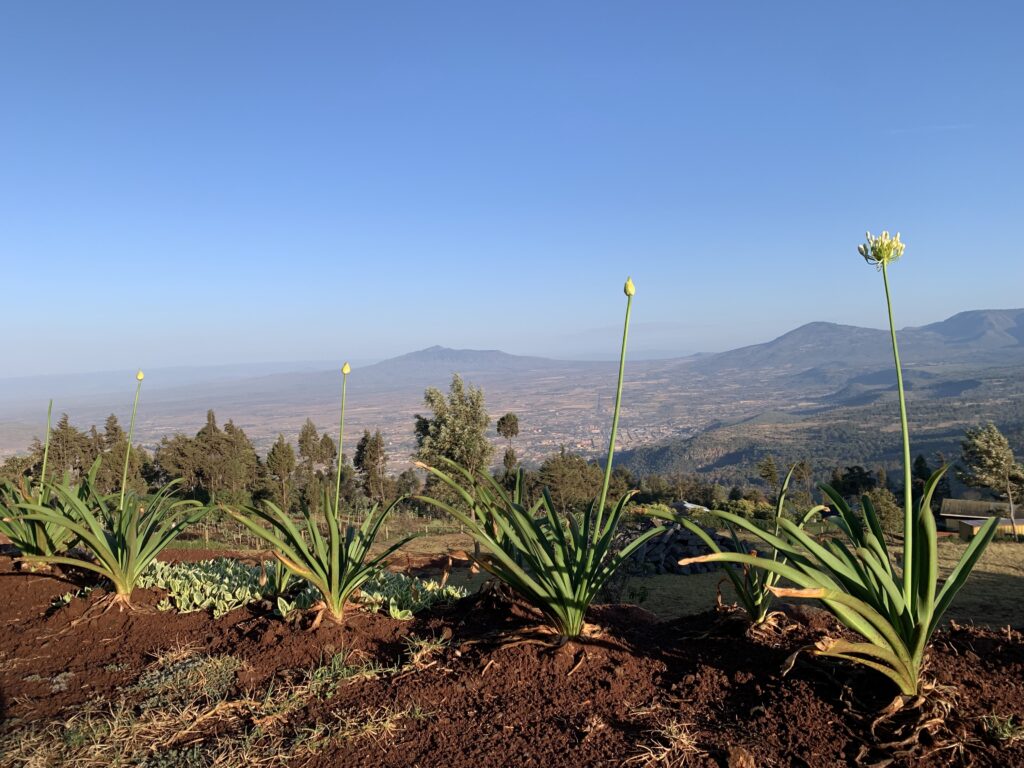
(6, 305, 1024, 382)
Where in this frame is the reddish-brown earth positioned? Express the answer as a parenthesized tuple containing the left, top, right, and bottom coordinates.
(1, 552, 1023, 767)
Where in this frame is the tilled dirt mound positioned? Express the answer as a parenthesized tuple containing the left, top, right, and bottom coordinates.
(1, 555, 1023, 767)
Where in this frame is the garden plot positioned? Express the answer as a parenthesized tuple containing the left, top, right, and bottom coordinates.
(1, 554, 1023, 767)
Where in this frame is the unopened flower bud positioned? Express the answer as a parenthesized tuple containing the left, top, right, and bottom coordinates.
(624, 277, 635, 297)
(136, 370, 144, 381)
(341, 362, 351, 375)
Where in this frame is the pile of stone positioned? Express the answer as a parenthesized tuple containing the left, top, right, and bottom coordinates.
(616, 520, 737, 575)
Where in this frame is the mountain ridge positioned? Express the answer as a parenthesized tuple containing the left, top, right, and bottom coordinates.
(2, 308, 1022, 470)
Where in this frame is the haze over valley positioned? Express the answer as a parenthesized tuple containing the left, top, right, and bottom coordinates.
(3, 308, 1022, 483)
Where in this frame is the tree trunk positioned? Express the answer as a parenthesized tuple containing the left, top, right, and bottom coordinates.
(1008, 477, 1018, 543)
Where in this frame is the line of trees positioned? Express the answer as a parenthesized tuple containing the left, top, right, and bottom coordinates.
(1, 374, 1020, 530)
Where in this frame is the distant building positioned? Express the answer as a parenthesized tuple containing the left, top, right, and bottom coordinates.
(671, 501, 709, 514)
(939, 498, 1017, 539)
(939, 498, 1011, 523)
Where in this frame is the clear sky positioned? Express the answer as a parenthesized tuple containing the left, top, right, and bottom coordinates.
(2, 2, 1022, 376)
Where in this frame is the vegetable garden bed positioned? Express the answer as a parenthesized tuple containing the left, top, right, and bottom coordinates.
(1, 553, 1022, 767)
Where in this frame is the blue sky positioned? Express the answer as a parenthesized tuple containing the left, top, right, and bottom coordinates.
(2, 2, 1022, 376)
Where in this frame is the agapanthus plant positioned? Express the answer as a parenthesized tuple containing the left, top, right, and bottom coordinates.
(673, 234, 997, 696)
(0, 401, 76, 558)
(227, 363, 416, 627)
(16, 372, 207, 608)
(416, 278, 667, 639)
(649, 466, 822, 625)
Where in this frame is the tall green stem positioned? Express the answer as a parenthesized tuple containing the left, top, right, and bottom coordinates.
(882, 264, 913, 596)
(595, 291, 633, 535)
(333, 370, 349, 515)
(120, 377, 143, 512)
(38, 400, 53, 503)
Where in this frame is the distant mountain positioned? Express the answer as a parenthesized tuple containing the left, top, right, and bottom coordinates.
(917, 309, 1024, 346)
(355, 346, 604, 388)
(685, 321, 887, 374)
(177, 347, 612, 405)
(3, 310, 1022, 478)
(685, 309, 1024, 376)
(617, 309, 1024, 483)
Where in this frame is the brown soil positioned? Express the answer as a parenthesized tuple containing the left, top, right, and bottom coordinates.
(1, 554, 1023, 767)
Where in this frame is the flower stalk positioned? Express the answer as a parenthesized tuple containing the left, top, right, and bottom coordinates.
(595, 277, 634, 536)
(334, 363, 351, 514)
(880, 262, 914, 594)
(38, 400, 53, 504)
(119, 370, 144, 512)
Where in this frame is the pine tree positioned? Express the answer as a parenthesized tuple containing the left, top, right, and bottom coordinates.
(415, 374, 494, 478)
(538, 447, 603, 513)
(502, 447, 517, 475)
(354, 429, 388, 503)
(790, 460, 814, 511)
(395, 468, 421, 497)
(94, 413, 144, 494)
(298, 419, 320, 468)
(194, 410, 227, 502)
(496, 412, 520, 478)
(959, 423, 1024, 539)
(756, 455, 780, 502)
(265, 434, 296, 510)
(222, 420, 259, 505)
(155, 433, 202, 495)
(318, 434, 337, 469)
(44, 414, 92, 481)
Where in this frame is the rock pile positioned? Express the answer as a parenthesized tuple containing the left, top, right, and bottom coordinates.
(617, 521, 737, 575)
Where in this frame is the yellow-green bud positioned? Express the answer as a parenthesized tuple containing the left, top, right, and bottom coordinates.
(858, 230, 905, 269)
(341, 362, 351, 375)
(136, 369, 145, 381)
(624, 277, 635, 297)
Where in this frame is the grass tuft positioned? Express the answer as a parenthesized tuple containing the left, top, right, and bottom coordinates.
(982, 714, 1024, 744)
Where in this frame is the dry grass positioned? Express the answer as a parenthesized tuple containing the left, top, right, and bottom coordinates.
(634, 539, 1024, 628)
(403, 634, 449, 667)
(0, 640, 426, 768)
(626, 705, 706, 767)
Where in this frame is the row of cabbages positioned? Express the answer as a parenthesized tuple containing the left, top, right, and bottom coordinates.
(0, 235, 996, 701)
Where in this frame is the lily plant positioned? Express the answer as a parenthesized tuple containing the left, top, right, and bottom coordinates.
(16, 372, 207, 607)
(649, 466, 822, 625)
(672, 233, 997, 696)
(416, 278, 667, 639)
(227, 363, 416, 627)
(0, 400, 76, 558)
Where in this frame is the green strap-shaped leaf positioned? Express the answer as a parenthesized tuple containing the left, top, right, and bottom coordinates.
(929, 515, 998, 640)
